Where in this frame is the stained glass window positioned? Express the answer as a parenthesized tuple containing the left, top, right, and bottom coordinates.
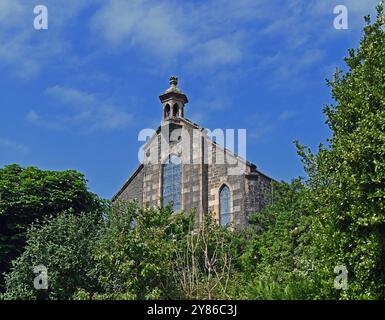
(220, 185, 231, 226)
(162, 154, 181, 211)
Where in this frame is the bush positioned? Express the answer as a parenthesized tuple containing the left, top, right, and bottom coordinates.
(1, 211, 103, 300)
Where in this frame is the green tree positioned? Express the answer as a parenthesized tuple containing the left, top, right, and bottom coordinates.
(1, 211, 103, 300)
(298, 3, 385, 299)
(233, 180, 317, 300)
(79, 201, 192, 300)
(173, 213, 238, 300)
(239, 3, 385, 300)
(0, 164, 102, 291)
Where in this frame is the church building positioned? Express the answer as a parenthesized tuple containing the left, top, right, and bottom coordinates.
(113, 77, 273, 228)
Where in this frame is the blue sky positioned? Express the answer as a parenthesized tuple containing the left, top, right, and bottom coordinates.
(0, 0, 380, 199)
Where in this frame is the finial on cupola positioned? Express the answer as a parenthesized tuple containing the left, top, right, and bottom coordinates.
(169, 76, 178, 87)
(164, 75, 182, 94)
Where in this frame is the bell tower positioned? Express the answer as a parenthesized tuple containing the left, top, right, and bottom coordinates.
(159, 76, 188, 122)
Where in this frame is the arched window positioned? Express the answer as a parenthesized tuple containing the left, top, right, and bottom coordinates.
(172, 104, 179, 117)
(219, 185, 231, 226)
(164, 104, 170, 119)
(162, 154, 181, 211)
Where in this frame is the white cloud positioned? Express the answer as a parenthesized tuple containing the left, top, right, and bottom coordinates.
(279, 110, 296, 121)
(0, 0, 23, 24)
(88, 0, 377, 93)
(0, 0, 98, 79)
(314, 0, 379, 16)
(90, 0, 186, 58)
(89, 0, 268, 71)
(27, 85, 133, 132)
(247, 108, 297, 142)
(248, 116, 275, 142)
(0, 138, 29, 154)
(1, 0, 378, 82)
(187, 35, 244, 70)
(26, 110, 40, 122)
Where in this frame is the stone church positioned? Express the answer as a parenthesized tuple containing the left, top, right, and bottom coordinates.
(113, 77, 273, 227)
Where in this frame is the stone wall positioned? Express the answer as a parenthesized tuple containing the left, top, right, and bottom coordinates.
(114, 119, 273, 228)
(206, 143, 247, 227)
(245, 172, 273, 218)
(142, 133, 162, 207)
(116, 165, 144, 205)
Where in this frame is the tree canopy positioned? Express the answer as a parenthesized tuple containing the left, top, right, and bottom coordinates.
(0, 164, 104, 291)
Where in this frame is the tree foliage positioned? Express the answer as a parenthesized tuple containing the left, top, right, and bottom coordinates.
(227, 4, 385, 300)
(1, 211, 103, 300)
(74, 202, 237, 300)
(0, 164, 102, 291)
(301, 3, 385, 299)
(229, 180, 319, 300)
(173, 213, 237, 300)
(85, 201, 191, 300)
